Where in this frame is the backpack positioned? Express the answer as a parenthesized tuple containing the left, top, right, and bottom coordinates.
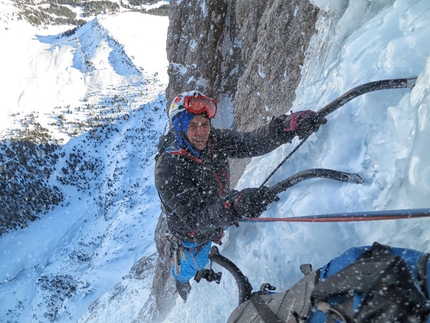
(154, 129, 176, 162)
(155, 129, 176, 215)
(227, 242, 430, 323)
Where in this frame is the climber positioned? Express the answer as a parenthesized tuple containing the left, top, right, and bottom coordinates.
(154, 90, 326, 301)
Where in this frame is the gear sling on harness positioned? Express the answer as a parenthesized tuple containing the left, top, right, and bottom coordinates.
(166, 234, 211, 284)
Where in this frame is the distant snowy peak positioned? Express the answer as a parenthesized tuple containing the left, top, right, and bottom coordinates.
(35, 18, 142, 77)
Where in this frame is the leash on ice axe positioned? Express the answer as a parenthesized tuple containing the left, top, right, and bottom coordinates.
(259, 76, 418, 188)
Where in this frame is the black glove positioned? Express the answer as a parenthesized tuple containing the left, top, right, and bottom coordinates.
(284, 110, 327, 139)
(232, 187, 279, 218)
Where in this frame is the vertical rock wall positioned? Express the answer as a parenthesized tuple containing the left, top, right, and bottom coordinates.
(234, 0, 319, 130)
(165, 0, 242, 128)
(165, 0, 318, 131)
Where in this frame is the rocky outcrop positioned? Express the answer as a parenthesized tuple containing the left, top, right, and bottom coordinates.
(145, 215, 177, 322)
(234, 0, 319, 131)
(152, 0, 319, 319)
(165, 0, 242, 129)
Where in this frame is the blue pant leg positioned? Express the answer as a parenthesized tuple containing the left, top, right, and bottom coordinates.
(172, 242, 211, 284)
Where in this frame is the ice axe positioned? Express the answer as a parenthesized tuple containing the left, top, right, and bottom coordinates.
(259, 76, 417, 188)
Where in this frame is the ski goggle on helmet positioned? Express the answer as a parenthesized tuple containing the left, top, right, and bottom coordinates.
(169, 90, 218, 124)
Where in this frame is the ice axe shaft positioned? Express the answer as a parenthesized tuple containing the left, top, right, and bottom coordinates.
(317, 76, 417, 119)
(268, 168, 363, 196)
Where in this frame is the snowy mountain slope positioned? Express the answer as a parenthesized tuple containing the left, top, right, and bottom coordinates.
(1, 12, 167, 141)
(0, 12, 169, 322)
